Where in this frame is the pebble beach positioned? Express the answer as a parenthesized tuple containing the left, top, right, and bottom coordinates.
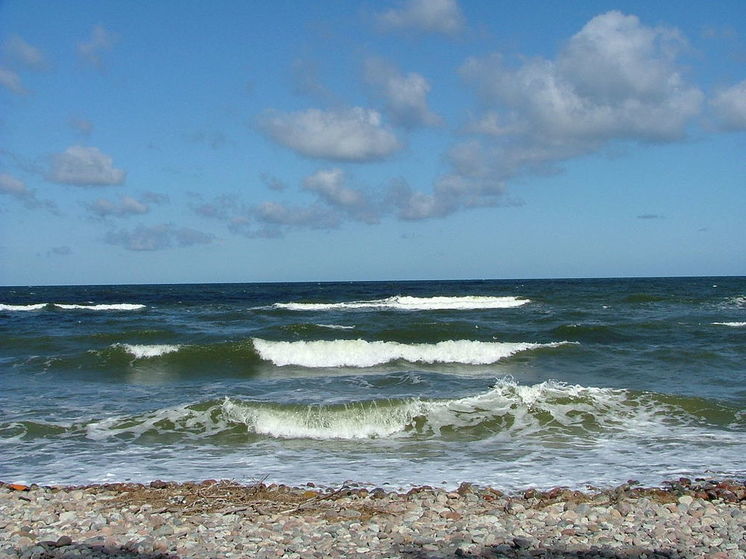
(1, 479, 744, 559)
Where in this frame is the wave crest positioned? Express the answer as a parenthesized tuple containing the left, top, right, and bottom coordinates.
(272, 295, 529, 312)
(0, 303, 145, 312)
(251, 338, 567, 367)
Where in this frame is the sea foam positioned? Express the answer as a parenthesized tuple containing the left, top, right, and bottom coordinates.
(251, 338, 568, 367)
(0, 303, 145, 311)
(0, 303, 47, 311)
(219, 378, 702, 441)
(273, 295, 529, 312)
(55, 303, 146, 311)
(115, 343, 182, 359)
(712, 322, 746, 327)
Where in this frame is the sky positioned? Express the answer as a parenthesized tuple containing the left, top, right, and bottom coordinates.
(1, 0, 744, 285)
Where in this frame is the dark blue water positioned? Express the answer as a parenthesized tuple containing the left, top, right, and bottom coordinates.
(1, 277, 744, 490)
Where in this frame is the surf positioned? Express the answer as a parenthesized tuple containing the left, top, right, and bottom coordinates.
(271, 295, 530, 312)
(251, 338, 570, 367)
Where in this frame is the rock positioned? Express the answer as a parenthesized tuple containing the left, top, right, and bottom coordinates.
(55, 535, 72, 547)
(678, 495, 694, 506)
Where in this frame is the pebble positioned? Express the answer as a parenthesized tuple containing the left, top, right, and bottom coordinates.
(0, 480, 744, 558)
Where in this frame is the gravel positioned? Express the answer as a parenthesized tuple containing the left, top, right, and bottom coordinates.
(0, 479, 744, 558)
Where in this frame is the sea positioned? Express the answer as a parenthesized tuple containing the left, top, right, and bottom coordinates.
(1, 277, 744, 492)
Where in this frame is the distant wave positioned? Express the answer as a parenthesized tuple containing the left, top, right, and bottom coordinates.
(271, 295, 530, 312)
(0, 302, 146, 312)
(10, 378, 740, 443)
(114, 343, 182, 359)
(712, 322, 746, 328)
(0, 304, 47, 311)
(55, 303, 146, 311)
(251, 338, 569, 367)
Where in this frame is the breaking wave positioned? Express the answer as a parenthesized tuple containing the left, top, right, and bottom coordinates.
(251, 338, 570, 367)
(0, 303, 146, 312)
(271, 295, 529, 312)
(114, 343, 182, 359)
(5, 379, 742, 444)
(712, 322, 746, 328)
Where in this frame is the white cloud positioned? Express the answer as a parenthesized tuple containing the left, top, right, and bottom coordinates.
(303, 168, 380, 223)
(47, 146, 126, 186)
(260, 107, 401, 162)
(710, 80, 746, 131)
(3, 35, 47, 70)
(87, 196, 149, 218)
(0, 172, 57, 212)
(389, 11, 704, 220)
(226, 202, 339, 238)
(364, 58, 441, 128)
(105, 224, 213, 251)
(376, 0, 465, 36)
(462, 12, 702, 146)
(0, 67, 26, 95)
(77, 24, 117, 69)
(0, 172, 28, 196)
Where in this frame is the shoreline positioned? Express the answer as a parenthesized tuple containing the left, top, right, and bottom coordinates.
(2, 478, 744, 558)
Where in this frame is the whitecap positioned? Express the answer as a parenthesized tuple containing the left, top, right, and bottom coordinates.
(55, 303, 146, 311)
(0, 303, 47, 311)
(251, 338, 570, 368)
(272, 295, 529, 312)
(115, 343, 182, 359)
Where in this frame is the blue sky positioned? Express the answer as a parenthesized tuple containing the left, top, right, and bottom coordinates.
(1, 0, 744, 285)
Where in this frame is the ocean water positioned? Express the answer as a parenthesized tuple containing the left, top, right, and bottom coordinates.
(1, 277, 744, 492)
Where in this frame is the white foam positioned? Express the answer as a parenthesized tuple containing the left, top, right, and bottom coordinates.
(251, 338, 569, 367)
(273, 295, 529, 312)
(712, 322, 746, 327)
(0, 303, 47, 311)
(86, 403, 224, 441)
(219, 379, 671, 441)
(222, 399, 414, 439)
(116, 344, 182, 359)
(55, 303, 146, 311)
(315, 324, 356, 330)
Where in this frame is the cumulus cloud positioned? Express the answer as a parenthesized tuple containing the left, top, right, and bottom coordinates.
(227, 202, 340, 238)
(105, 224, 213, 251)
(259, 107, 401, 162)
(710, 80, 746, 131)
(364, 58, 441, 128)
(392, 11, 703, 220)
(0, 172, 28, 197)
(0, 67, 26, 95)
(47, 146, 126, 186)
(77, 24, 117, 69)
(3, 35, 48, 70)
(87, 196, 149, 218)
(376, 0, 465, 36)
(303, 168, 380, 223)
(0, 172, 57, 212)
